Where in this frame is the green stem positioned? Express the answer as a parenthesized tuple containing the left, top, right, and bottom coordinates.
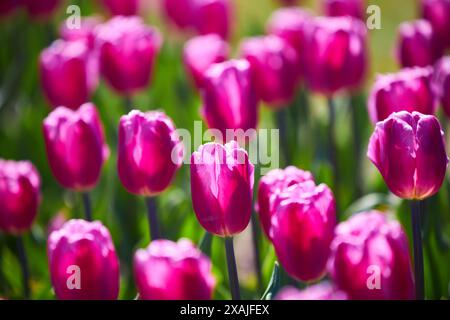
(16, 236, 30, 299)
(81, 192, 92, 221)
(225, 237, 241, 300)
(145, 197, 161, 241)
(411, 200, 425, 300)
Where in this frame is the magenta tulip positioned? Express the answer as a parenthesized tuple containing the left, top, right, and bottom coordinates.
(118, 110, 183, 196)
(0, 0, 18, 17)
(22, 0, 60, 19)
(43, 103, 109, 191)
(240, 35, 299, 107)
(367, 111, 448, 200)
(432, 56, 450, 117)
(101, 0, 139, 16)
(328, 211, 415, 300)
(323, 0, 365, 20)
(276, 283, 348, 300)
(304, 16, 367, 95)
(96, 16, 162, 95)
(368, 67, 436, 123)
(270, 181, 336, 282)
(190, 141, 254, 237)
(183, 34, 229, 89)
(134, 239, 215, 300)
(200, 59, 259, 139)
(47, 219, 120, 300)
(163, 0, 194, 30)
(257, 166, 314, 239)
(60, 17, 101, 49)
(192, 0, 231, 39)
(421, 0, 450, 48)
(39, 40, 98, 110)
(0, 160, 40, 234)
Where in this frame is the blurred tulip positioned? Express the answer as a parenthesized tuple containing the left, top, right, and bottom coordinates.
(200, 59, 259, 138)
(368, 67, 436, 123)
(101, 0, 139, 16)
(367, 111, 448, 200)
(22, 0, 60, 19)
(163, 0, 194, 30)
(43, 103, 109, 191)
(0, 160, 40, 234)
(323, 0, 365, 20)
(421, 0, 450, 48)
(48, 219, 120, 300)
(432, 56, 450, 117)
(276, 283, 348, 300)
(118, 110, 183, 196)
(47, 212, 67, 236)
(190, 141, 254, 236)
(40, 39, 99, 110)
(257, 166, 314, 239)
(183, 34, 229, 89)
(0, 0, 18, 17)
(96, 16, 162, 95)
(240, 35, 299, 107)
(134, 239, 215, 299)
(304, 16, 367, 95)
(396, 19, 442, 68)
(192, 0, 231, 39)
(328, 211, 415, 300)
(60, 17, 102, 49)
(270, 181, 336, 281)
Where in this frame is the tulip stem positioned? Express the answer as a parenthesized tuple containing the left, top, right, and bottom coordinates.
(16, 236, 30, 299)
(145, 197, 161, 241)
(81, 192, 93, 221)
(276, 109, 291, 165)
(124, 96, 133, 112)
(411, 200, 425, 300)
(225, 237, 241, 300)
(350, 94, 363, 198)
(251, 213, 263, 293)
(327, 97, 339, 199)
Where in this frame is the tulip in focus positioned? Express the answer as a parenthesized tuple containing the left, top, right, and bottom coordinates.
(323, 0, 365, 21)
(421, 0, 450, 48)
(134, 239, 215, 300)
(22, 0, 60, 19)
(432, 56, 450, 117)
(43, 103, 109, 191)
(276, 282, 348, 300)
(48, 219, 120, 300)
(190, 141, 254, 236)
(192, 0, 231, 39)
(0, 160, 41, 234)
(367, 111, 448, 200)
(101, 0, 139, 16)
(328, 211, 415, 300)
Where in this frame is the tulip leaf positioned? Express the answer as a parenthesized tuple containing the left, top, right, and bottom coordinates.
(199, 231, 213, 257)
(261, 261, 280, 300)
(343, 193, 399, 219)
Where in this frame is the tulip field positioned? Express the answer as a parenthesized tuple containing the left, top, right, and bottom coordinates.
(1, 0, 450, 302)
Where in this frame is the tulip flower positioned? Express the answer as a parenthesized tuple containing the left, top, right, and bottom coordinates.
(22, 0, 60, 19)
(240, 35, 299, 107)
(192, 0, 231, 39)
(270, 181, 336, 282)
(323, 0, 365, 21)
(328, 211, 415, 300)
(257, 166, 314, 239)
(96, 16, 162, 96)
(0, 0, 18, 18)
(162, 0, 194, 30)
(39, 39, 99, 110)
(368, 67, 436, 123)
(200, 59, 259, 140)
(276, 283, 348, 300)
(396, 20, 442, 68)
(183, 34, 229, 89)
(101, 0, 139, 16)
(432, 56, 450, 118)
(421, 0, 450, 49)
(47, 219, 120, 300)
(134, 239, 215, 300)
(60, 17, 101, 49)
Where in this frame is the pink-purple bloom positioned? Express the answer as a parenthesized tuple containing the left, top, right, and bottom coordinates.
(162, 0, 194, 30)
(432, 56, 450, 117)
(276, 282, 348, 300)
(22, 0, 60, 19)
(421, 0, 450, 49)
(323, 0, 365, 20)
(60, 17, 101, 49)
(191, 0, 232, 39)
(101, 0, 140, 16)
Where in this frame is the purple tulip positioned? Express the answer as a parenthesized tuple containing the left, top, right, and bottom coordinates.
(48, 219, 120, 300)
(183, 34, 229, 89)
(257, 166, 314, 239)
(192, 0, 231, 39)
(22, 0, 60, 19)
(421, 0, 450, 49)
(47, 212, 67, 236)
(101, 0, 139, 16)
(367, 111, 448, 200)
(328, 211, 415, 300)
(432, 56, 450, 117)
(43, 103, 109, 191)
(276, 283, 348, 300)
(240, 35, 299, 107)
(163, 0, 194, 30)
(39, 39, 99, 110)
(190, 141, 254, 237)
(0, 0, 18, 17)
(60, 17, 101, 49)
(96, 16, 162, 95)
(200, 59, 259, 139)
(270, 181, 336, 282)
(368, 67, 436, 123)
(323, 0, 365, 20)
(396, 19, 442, 68)
(0, 160, 40, 234)
(304, 16, 367, 95)
(134, 239, 215, 300)
(118, 110, 183, 196)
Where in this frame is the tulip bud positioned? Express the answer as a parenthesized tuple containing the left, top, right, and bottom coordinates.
(60, 17, 101, 49)
(432, 56, 450, 118)
(0, 160, 41, 234)
(328, 211, 415, 300)
(396, 20, 442, 68)
(39, 40, 99, 110)
(190, 141, 254, 237)
(276, 283, 348, 300)
(270, 181, 336, 282)
(421, 0, 450, 49)
(43, 103, 109, 191)
(200, 59, 259, 139)
(368, 67, 436, 123)
(22, 0, 60, 19)
(48, 219, 120, 300)
(183, 34, 229, 89)
(101, 0, 139, 16)
(192, 0, 231, 39)
(257, 166, 314, 239)
(304, 16, 367, 95)
(96, 16, 162, 95)
(367, 111, 448, 200)
(240, 35, 299, 107)
(163, 0, 194, 30)
(134, 239, 215, 300)
(118, 110, 183, 196)
(323, 0, 365, 21)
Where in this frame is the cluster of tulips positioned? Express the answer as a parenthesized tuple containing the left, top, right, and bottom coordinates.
(1, 0, 450, 300)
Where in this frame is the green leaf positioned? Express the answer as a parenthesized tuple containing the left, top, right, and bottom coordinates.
(199, 231, 213, 257)
(261, 261, 280, 300)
